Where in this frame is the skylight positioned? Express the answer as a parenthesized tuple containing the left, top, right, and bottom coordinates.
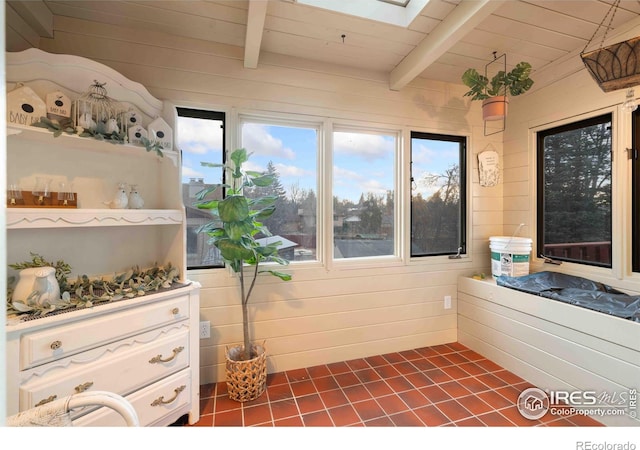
(296, 0, 429, 27)
(378, 0, 411, 7)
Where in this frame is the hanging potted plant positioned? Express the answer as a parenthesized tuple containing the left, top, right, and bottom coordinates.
(461, 61, 534, 121)
(196, 148, 291, 402)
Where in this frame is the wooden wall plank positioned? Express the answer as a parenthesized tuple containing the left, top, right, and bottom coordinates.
(15, 11, 491, 385)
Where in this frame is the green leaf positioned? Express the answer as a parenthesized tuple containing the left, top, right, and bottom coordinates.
(218, 195, 249, 222)
(196, 222, 223, 234)
(461, 61, 534, 101)
(195, 184, 222, 201)
(226, 219, 255, 240)
(263, 270, 292, 281)
(215, 238, 255, 264)
(230, 148, 249, 167)
(248, 195, 277, 209)
(200, 161, 226, 169)
(253, 204, 276, 220)
(11, 301, 33, 312)
(461, 68, 489, 100)
(251, 174, 276, 187)
(195, 199, 219, 210)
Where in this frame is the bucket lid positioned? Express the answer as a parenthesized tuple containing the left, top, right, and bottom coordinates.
(490, 236, 532, 243)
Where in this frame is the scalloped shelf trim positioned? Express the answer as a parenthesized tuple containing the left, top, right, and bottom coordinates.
(8, 209, 184, 229)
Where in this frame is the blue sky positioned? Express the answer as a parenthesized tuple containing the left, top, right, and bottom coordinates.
(178, 117, 457, 202)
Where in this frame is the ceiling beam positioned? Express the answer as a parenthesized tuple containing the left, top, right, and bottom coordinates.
(244, 0, 269, 69)
(389, 0, 505, 91)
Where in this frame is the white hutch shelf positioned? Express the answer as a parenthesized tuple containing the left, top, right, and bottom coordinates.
(5, 48, 200, 427)
(7, 208, 184, 229)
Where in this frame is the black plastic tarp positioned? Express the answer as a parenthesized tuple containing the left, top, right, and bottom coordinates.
(495, 271, 640, 322)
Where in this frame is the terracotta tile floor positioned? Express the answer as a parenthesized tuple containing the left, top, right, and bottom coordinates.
(189, 342, 603, 427)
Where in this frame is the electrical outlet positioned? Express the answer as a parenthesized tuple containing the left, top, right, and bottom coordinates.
(199, 321, 210, 339)
(444, 295, 452, 310)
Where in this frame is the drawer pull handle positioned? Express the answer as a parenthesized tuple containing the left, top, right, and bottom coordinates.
(36, 395, 57, 407)
(74, 381, 94, 393)
(149, 346, 184, 364)
(171, 307, 179, 315)
(150, 385, 186, 407)
(50, 340, 62, 350)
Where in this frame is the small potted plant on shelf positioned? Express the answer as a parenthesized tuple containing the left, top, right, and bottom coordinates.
(196, 148, 291, 402)
(461, 61, 534, 121)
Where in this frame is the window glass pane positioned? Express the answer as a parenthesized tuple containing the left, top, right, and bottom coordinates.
(240, 121, 318, 262)
(410, 132, 465, 256)
(633, 110, 640, 272)
(538, 114, 612, 267)
(333, 130, 396, 259)
(177, 109, 225, 268)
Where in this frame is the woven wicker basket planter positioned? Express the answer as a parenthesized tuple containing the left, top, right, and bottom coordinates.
(225, 343, 267, 402)
(581, 36, 640, 93)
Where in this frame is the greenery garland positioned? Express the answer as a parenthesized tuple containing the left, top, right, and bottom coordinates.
(31, 116, 164, 157)
(7, 253, 180, 318)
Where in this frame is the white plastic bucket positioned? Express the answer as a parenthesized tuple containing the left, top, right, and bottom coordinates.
(489, 236, 532, 278)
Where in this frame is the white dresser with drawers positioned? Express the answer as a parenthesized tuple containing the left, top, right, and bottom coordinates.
(6, 283, 200, 426)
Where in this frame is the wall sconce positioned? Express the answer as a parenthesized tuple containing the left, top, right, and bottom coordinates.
(623, 88, 638, 112)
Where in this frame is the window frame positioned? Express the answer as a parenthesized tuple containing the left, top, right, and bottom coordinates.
(632, 109, 640, 272)
(237, 112, 324, 266)
(535, 112, 613, 268)
(409, 131, 468, 258)
(177, 107, 226, 270)
(329, 123, 403, 265)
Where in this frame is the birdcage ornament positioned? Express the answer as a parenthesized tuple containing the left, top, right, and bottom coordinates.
(73, 80, 127, 137)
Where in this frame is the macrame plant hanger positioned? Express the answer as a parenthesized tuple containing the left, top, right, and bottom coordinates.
(580, 0, 640, 92)
(484, 52, 506, 136)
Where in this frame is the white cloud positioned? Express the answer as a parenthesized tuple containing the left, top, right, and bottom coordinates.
(275, 162, 313, 178)
(412, 141, 458, 166)
(361, 179, 387, 195)
(176, 117, 223, 155)
(333, 165, 390, 200)
(242, 123, 296, 160)
(334, 131, 393, 162)
(334, 165, 363, 186)
(411, 142, 437, 165)
(182, 166, 203, 179)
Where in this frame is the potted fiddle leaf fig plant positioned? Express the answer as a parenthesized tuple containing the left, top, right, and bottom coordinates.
(196, 148, 291, 402)
(462, 61, 534, 120)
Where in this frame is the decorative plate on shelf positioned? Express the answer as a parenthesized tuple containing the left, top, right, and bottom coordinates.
(7, 83, 46, 127)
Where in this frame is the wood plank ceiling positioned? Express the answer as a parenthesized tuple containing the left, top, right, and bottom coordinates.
(7, 0, 640, 90)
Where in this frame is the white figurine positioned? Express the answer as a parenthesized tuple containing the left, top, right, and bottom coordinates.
(104, 182, 129, 209)
(104, 118, 119, 134)
(128, 184, 144, 209)
(78, 112, 96, 131)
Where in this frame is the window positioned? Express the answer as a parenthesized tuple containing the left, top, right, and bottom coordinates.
(333, 129, 397, 259)
(176, 108, 225, 268)
(239, 117, 319, 262)
(632, 110, 640, 272)
(537, 113, 612, 267)
(410, 132, 466, 257)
